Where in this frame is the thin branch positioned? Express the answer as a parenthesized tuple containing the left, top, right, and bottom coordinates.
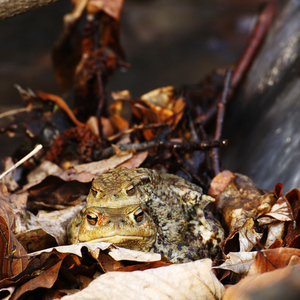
(95, 138, 227, 160)
(203, 2, 276, 127)
(0, 107, 31, 120)
(209, 69, 232, 176)
(0, 144, 43, 180)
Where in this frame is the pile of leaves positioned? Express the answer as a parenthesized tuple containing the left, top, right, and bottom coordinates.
(1, 1, 300, 299)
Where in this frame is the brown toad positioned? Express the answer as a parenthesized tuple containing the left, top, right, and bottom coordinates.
(67, 168, 224, 263)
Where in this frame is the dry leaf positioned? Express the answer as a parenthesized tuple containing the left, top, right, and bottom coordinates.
(239, 218, 263, 252)
(224, 264, 300, 300)
(24, 172, 91, 211)
(0, 189, 29, 280)
(117, 151, 148, 169)
(26, 160, 62, 183)
(264, 222, 285, 249)
(33, 243, 162, 263)
(215, 252, 257, 276)
(60, 259, 225, 300)
(15, 203, 86, 252)
(284, 188, 300, 248)
(209, 171, 294, 253)
(73, 152, 133, 174)
(258, 194, 294, 224)
(0, 243, 165, 299)
(248, 247, 300, 276)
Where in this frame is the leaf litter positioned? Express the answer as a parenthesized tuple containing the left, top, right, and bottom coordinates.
(0, 0, 299, 299)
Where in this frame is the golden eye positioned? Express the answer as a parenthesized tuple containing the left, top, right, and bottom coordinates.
(134, 208, 144, 223)
(126, 184, 136, 196)
(86, 212, 98, 225)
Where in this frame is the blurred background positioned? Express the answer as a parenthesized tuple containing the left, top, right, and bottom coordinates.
(0, 0, 270, 180)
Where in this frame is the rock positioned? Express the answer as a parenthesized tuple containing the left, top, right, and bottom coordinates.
(223, 0, 300, 192)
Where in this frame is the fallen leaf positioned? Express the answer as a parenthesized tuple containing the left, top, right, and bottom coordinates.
(258, 194, 294, 223)
(26, 160, 62, 183)
(215, 252, 257, 276)
(60, 259, 225, 300)
(0, 189, 29, 280)
(284, 188, 300, 248)
(224, 264, 300, 300)
(209, 171, 293, 253)
(29, 242, 162, 263)
(117, 151, 148, 169)
(25, 172, 91, 211)
(248, 247, 300, 276)
(239, 218, 263, 252)
(264, 222, 285, 249)
(73, 151, 133, 174)
(15, 203, 86, 252)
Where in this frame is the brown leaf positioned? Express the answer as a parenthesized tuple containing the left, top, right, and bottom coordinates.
(117, 261, 172, 272)
(109, 113, 129, 133)
(73, 152, 133, 174)
(211, 172, 275, 232)
(25, 172, 91, 211)
(0, 251, 88, 300)
(258, 194, 294, 223)
(10, 256, 64, 300)
(100, 117, 115, 138)
(209, 172, 294, 253)
(224, 264, 300, 300)
(208, 170, 235, 201)
(121, 86, 186, 140)
(284, 188, 300, 248)
(0, 189, 29, 280)
(35, 90, 86, 128)
(248, 247, 300, 276)
(117, 151, 148, 169)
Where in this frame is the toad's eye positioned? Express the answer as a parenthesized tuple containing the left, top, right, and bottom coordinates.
(126, 184, 136, 196)
(134, 208, 144, 223)
(86, 212, 98, 225)
(91, 188, 97, 198)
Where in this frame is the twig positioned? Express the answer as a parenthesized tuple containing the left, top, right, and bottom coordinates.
(203, 2, 276, 126)
(215, 69, 232, 140)
(0, 107, 31, 120)
(95, 138, 227, 160)
(0, 144, 43, 180)
(209, 69, 232, 176)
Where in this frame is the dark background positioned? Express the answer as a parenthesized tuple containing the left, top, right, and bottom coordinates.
(1, 0, 276, 185)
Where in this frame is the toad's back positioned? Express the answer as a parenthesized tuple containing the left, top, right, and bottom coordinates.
(67, 168, 224, 263)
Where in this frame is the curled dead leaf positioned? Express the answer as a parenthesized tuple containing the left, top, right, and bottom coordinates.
(248, 247, 300, 276)
(215, 251, 257, 277)
(209, 171, 295, 253)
